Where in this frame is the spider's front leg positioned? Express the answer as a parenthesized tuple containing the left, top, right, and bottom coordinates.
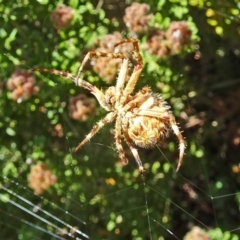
(33, 68, 95, 93)
(169, 116, 186, 172)
(114, 39, 144, 105)
(76, 51, 126, 83)
(33, 68, 112, 112)
(114, 38, 143, 66)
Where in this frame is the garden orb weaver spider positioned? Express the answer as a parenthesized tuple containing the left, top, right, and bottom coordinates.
(34, 38, 186, 175)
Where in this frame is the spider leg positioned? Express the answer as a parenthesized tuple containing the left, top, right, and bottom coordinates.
(122, 87, 152, 112)
(136, 109, 171, 120)
(76, 51, 126, 82)
(114, 39, 144, 105)
(117, 63, 143, 107)
(169, 115, 186, 172)
(73, 112, 116, 153)
(115, 117, 128, 164)
(115, 58, 129, 107)
(123, 130, 145, 175)
(33, 68, 95, 92)
(114, 38, 143, 66)
(33, 68, 113, 112)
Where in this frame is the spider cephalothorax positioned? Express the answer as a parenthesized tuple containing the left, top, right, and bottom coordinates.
(34, 38, 186, 175)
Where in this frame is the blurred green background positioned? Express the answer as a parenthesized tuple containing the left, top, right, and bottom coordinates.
(0, 0, 240, 239)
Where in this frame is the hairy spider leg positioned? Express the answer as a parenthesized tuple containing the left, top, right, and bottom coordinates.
(76, 51, 126, 84)
(115, 117, 128, 164)
(33, 68, 112, 111)
(114, 39, 144, 106)
(119, 65, 143, 107)
(169, 115, 186, 172)
(114, 38, 143, 66)
(122, 87, 152, 113)
(114, 58, 129, 106)
(123, 130, 144, 175)
(73, 112, 116, 153)
(136, 109, 170, 119)
(33, 68, 94, 92)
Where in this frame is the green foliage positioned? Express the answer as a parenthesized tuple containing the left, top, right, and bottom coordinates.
(0, 0, 240, 239)
(209, 228, 239, 240)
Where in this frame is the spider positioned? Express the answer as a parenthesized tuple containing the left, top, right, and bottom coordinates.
(34, 38, 186, 175)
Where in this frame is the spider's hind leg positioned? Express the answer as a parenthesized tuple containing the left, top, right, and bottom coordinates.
(169, 116, 186, 172)
(123, 130, 145, 175)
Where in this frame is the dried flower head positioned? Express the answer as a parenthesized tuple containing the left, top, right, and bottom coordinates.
(123, 2, 152, 34)
(50, 4, 74, 30)
(166, 21, 192, 54)
(146, 30, 170, 58)
(28, 163, 57, 195)
(69, 94, 96, 121)
(7, 69, 39, 102)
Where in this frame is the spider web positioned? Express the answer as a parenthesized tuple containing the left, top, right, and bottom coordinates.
(1, 2, 240, 240)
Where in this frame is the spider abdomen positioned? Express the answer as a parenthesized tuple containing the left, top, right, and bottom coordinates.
(128, 115, 170, 148)
(124, 90, 172, 149)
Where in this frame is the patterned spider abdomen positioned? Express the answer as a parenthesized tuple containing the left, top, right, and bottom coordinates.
(127, 87, 172, 149)
(128, 115, 170, 148)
